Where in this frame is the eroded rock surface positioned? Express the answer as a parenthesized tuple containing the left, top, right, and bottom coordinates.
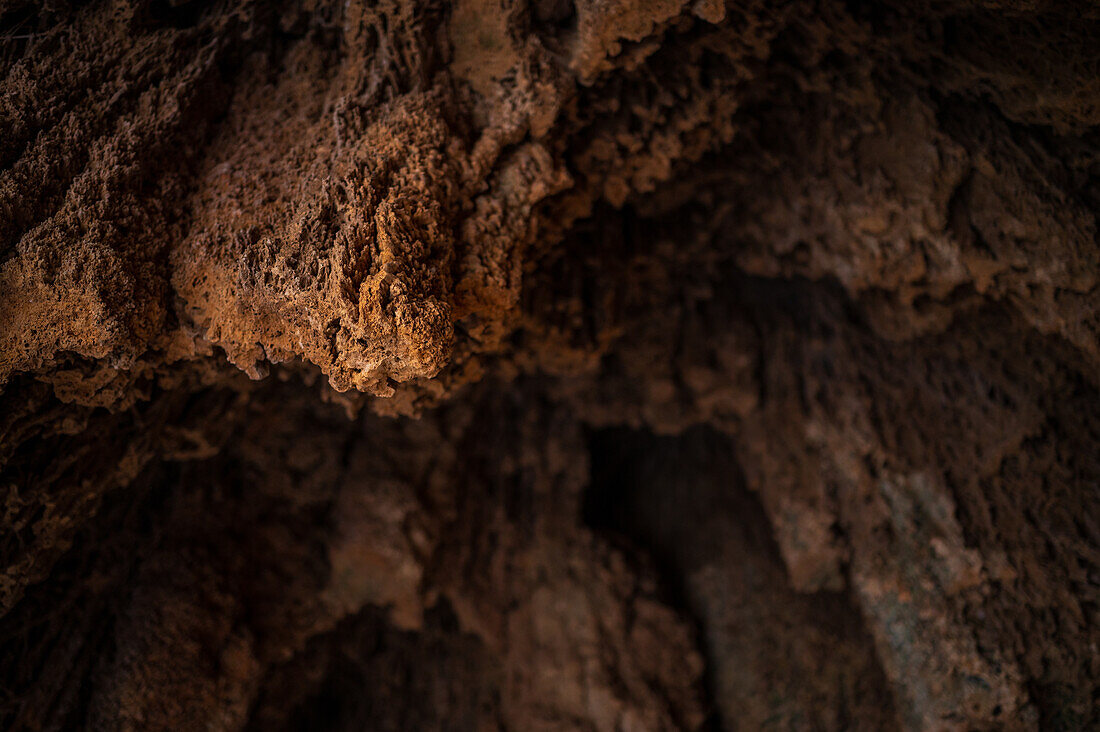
(1, 0, 1098, 729)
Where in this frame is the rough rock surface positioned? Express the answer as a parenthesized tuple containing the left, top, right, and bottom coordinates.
(1, 0, 1098, 729)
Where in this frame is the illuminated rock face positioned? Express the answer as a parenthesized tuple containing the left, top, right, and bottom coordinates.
(1, 1, 1098, 729)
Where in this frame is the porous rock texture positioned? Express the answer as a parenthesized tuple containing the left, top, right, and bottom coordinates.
(1, 0, 1098, 729)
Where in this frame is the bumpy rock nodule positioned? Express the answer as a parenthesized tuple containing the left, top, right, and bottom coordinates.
(1, 0, 1098, 729)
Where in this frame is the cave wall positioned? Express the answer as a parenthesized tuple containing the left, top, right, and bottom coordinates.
(1, 0, 1098, 729)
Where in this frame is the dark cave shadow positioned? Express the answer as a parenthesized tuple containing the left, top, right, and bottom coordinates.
(584, 424, 896, 731)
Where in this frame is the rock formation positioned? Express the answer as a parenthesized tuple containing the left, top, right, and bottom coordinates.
(1, 0, 1098, 728)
